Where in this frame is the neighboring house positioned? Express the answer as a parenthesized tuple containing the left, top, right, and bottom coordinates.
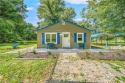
(36, 21, 92, 49)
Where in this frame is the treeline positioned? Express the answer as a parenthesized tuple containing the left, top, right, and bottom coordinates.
(80, 0, 125, 34)
(0, 0, 36, 43)
(37, 0, 76, 28)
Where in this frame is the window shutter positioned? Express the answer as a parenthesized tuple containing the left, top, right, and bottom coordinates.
(84, 33, 87, 43)
(74, 33, 77, 43)
(42, 33, 45, 44)
(57, 33, 60, 44)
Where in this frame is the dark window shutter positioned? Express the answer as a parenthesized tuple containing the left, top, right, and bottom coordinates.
(42, 33, 45, 44)
(57, 33, 60, 44)
(84, 33, 87, 43)
(74, 33, 77, 43)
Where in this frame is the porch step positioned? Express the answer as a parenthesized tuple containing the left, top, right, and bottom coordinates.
(62, 47, 70, 49)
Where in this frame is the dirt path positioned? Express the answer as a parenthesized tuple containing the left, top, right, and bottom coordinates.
(52, 53, 124, 83)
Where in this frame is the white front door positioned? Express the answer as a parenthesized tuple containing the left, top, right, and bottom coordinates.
(62, 32, 70, 48)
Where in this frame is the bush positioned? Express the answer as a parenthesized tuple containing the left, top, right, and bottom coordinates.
(99, 51, 104, 55)
(32, 49, 37, 54)
(48, 51, 52, 55)
(116, 52, 121, 56)
(84, 50, 90, 56)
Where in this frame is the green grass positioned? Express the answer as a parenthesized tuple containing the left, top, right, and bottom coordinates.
(114, 76, 125, 83)
(0, 41, 37, 53)
(97, 60, 125, 72)
(0, 42, 55, 82)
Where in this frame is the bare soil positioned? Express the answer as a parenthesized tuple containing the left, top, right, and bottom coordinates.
(78, 49, 125, 61)
(18, 52, 59, 58)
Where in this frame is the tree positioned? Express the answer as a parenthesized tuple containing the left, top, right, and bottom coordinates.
(61, 8, 76, 21)
(81, 0, 125, 34)
(0, 0, 31, 43)
(37, 0, 76, 27)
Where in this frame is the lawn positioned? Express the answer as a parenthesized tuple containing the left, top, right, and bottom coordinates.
(0, 42, 55, 83)
(0, 41, 37, 53)
(97, 60, 125, 82)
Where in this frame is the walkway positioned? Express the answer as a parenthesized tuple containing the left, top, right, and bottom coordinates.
(2, 46, 35, 54)
(36, 48, 112, 53)
(51, 53, 124, 82)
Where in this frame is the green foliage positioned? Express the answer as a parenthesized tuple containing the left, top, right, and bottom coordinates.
(81, 78, 87, 82)
(32, 49, 37, 54)
(84, 50, 90, 56)
(99, 51, 104, 55)
(73, 73, 78, 78)
(0, 45, 54, 82)
(81, 0, 125, 33)
(0, 0, 36, 43)
(48, 51, 52, 55)
(37, 0, 76, 28)
(80, 73, 84, 77)
(116, 52, 121, 56)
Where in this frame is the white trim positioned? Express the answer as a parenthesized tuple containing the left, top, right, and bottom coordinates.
(77, 33, 84, 43)
(45, 32, 57, 44)
(62, 32, 70, 48)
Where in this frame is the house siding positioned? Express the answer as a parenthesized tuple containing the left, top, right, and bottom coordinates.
(37, 22, 91, 49)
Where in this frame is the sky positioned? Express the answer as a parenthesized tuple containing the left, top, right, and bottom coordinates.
(24, 0, 88, 26)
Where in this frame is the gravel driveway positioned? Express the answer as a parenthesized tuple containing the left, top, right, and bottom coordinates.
(52, 53, 124, 83)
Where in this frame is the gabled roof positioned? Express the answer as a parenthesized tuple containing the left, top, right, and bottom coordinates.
(36, 20, 92, 32)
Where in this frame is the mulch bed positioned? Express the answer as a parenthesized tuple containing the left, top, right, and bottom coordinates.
(17, 52, 59, 58)
(77, 49, 125, 61)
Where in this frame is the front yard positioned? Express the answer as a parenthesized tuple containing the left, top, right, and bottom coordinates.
(0, 42, 56, 83)
(0, 42, 125, 83)
(52, 53, 125, 83)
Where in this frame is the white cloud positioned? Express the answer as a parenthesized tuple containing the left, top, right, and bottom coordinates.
(74, 18, 83, 21)
(26, 7, 34, 11)
(64, 0, 88, 4)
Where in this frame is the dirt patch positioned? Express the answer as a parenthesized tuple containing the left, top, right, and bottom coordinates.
(78, 50, 125, 61)
(17, 52, 59, 58)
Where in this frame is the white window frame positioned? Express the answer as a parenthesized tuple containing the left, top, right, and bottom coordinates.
(77, 33, 84, 43)
(45, 33, 57, 44)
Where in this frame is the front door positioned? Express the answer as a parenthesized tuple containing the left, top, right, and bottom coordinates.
(62, 32, 70, 48)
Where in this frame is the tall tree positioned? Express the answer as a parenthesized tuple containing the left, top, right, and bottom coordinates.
(0, 0, 29, 42)
(37, 0, 76, 27)
(81, 0, 125, 34)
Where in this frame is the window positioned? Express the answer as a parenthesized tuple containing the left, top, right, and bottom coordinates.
(45, 33, 57, 43)
(46, 34, 51, 42)
(64, 34, 68, 37)
(77, 33, 83, 42)
(52, 34, 56, 42)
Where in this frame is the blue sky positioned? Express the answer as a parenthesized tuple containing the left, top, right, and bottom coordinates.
(24, 0, 88, 26)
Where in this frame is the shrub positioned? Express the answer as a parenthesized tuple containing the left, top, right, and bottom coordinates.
(99, 51, 104, 55)
(48, 51, 52, 55)
(116, 52, 121, 56)
(84, 50, 90, 56)
(18, 51, 21, 56)
(80, 72, 84, 77)
(122, 49, 125, 53)
(32, 49, 37, 54)
(73, 73, 78, 78)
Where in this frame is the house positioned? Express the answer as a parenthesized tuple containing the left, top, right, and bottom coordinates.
(36, 21, 92, 49)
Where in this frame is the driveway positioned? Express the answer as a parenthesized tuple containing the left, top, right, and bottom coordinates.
(51, 53, 124, 82)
